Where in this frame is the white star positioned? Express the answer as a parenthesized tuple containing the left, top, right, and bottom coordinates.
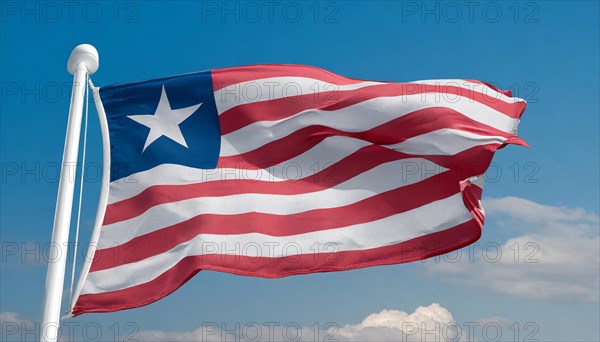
(128, 86, 202, 152)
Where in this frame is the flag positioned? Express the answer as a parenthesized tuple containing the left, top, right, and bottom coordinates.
(70, 64, 527, 315)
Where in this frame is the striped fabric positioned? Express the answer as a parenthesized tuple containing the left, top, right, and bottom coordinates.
(70, 65, 527, 315)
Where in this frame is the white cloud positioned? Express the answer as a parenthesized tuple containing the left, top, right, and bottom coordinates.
(134, 303, 471, 341)
(424, 196, 600, 302)
(336, 303, 463, 341)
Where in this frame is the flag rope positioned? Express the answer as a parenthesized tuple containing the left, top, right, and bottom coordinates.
(68, 75, 89, 310)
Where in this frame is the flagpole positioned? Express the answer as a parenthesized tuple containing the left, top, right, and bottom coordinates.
(40, 44, 99, 342)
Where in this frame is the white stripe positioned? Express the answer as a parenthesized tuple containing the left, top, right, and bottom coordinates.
(107, 136, 372, 204)
(386, 129, 507, 156)
(468, 174, 485, 189)
(98, 157, 447, 249)
(214, 77, 384, 114)
(220, 93, 519, 156)
(409, 79, 525, 104)
(83, 193, 473, 295)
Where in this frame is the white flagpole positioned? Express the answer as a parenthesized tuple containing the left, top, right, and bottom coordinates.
(40, 44, 99, 342)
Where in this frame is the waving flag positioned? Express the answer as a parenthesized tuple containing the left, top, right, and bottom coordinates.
(70, 64, 527, 315)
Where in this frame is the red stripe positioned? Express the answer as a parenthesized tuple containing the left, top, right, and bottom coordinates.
(211, 64, 370, 91)
(220, 141, 514, 178)
(94, 172, 460, 272)
(218, 106, 527, 170)
(74, 218, 482, 316)
(219, 83, 526, 135)
(419, 143, 499, 176)
(460, 180, 485, 227)
(464, 79, 514, 97)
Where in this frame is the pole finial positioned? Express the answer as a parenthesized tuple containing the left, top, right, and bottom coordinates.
(67, 44, 99, 75)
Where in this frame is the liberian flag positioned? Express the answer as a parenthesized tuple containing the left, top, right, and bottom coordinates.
(69, 64, 527, 315)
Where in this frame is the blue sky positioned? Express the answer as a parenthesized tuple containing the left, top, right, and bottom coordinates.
(1, 1, 599, 341)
